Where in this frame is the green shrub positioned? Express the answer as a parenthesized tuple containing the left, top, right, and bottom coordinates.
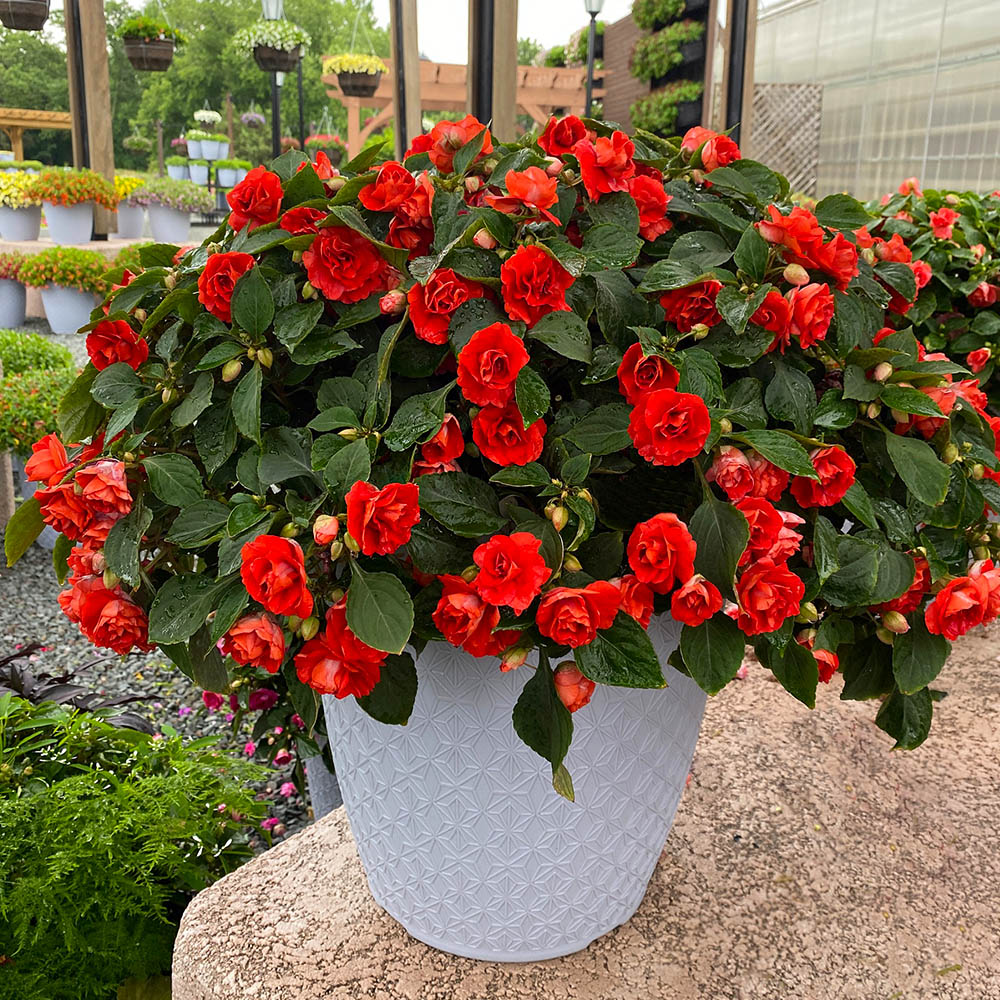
(630, 79, 704, 134)
(573, 20, 605, 64)
(0, 368, 77, 457)
(0, 696, 264, 1000)
(0, 329, 74, 375)
(1, 160, 43, 171)
(544, 44, 567, 67)
(630, 20, 705, 82)
(632, 0, 686, 31)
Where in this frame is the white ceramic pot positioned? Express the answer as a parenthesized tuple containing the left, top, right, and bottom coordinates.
(216, 141, 230, 160)
(116, 202, 145, 239)
(186, 139, 203, 159)
(200, 139, 221, 160)
(166, 164, 189, 181)
(235, 168, 248, 183)
(216, 167, 237, 188)
(0, 278, 26, 327)
(189, 164, 209, 186)
(148, 204, 191, 243)
(44, 201, 93, 244)
(324, 614, 706, 962)
(0, 204, 42, 241)
(40, 283, 96, 334)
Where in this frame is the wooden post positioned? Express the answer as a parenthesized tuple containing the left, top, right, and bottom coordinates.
(156, 120, 165, 177)
(226, 93, 235, 149)
(389, 0, 421, 158)
(491, 0, 517, 141)
(345, 98, 361, 160)
(8, 126, 24, 160)
(0, 361, 15, 532)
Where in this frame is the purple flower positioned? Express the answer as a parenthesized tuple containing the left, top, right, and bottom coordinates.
(177, 705, 192, 718)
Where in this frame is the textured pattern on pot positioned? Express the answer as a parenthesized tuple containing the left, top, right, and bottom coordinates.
(0, 279, 26, 329)
(0, 204, 42, 241)
(148, 204, 191, 243)
(324, 614, 705, 962)
(44, 201, 93, 244)
(40, 284, 95, 335)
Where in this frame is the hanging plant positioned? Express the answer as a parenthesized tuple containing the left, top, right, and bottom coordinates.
(233, 19, 310, 74)
(117, 16, 185, 71)
(122, 133, 153, 154)
(0, 0, 50, 32)
(323, 53, 388, 98)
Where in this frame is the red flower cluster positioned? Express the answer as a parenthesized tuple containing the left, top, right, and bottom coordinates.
(227, 166, 283, 232)
(302, 226, 390, 304)
(926, 561, 1000, 640)
(221, 614, 286, 673)
(295, 603, 386, 698)
(500, 245, 574, 327)
(757, 204, 859, 292)
(197, 252, 255, 324)
(345, 480, 420, 556)
(432, 574, 523, 658)
(36, 454, 132, 547)
(240, 536, 313, 619)
(409, 269, 487, 344)
(58, 570, 152, 655)
(87, 319, 149, 371)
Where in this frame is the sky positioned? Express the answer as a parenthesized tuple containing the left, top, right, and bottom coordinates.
(368, 0, 634, 64)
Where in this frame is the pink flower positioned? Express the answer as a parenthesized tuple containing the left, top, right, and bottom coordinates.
(261, 817, 281, 831)
(177, 705, 192, 717)
(273, 748, 293, 767)
(279, 781, 297, 797)
(243, 740, 256, 756)
(202, 691, 224, 712)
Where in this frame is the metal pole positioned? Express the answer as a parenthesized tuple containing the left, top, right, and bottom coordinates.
(469, 0, 494, 124)
(297, 60, 306, 150)
(584, 13, 597, 118)
(270, 72, 281, 159)
(67, 0, 90, 167)
(391, 0, 408, 154)
(726, 0, 750, 145)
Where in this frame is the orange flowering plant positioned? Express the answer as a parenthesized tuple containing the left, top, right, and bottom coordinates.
(23, 168, 118, 210)
(4, 117, 997, 793)
(18, 247, 109, 293)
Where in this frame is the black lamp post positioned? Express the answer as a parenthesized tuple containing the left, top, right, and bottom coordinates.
(583, 0, 604, 118)
(262, 0, 283, 158)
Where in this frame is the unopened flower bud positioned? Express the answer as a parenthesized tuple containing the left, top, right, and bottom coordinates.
(330, 587, 345, 604)
(718, 417, 733, 434)
(329, 539, 344, 560)
(326, 175, 346, 192)
(102, 568, 119, 590)
(577, 488, 593, 504)
(795, 601, 819, 623)
(379, 289, 406, 315)
(974, 545, 991, 561)
(91, 550, 106, 574)
(690, 323, 710, 341)
(866, 401, 882, 419)
(302, 281, 318, 299)
(563, 554, 582, 572)
(134, 308, 147, 323)
(221, 359, 242, 382)
(344, 532, 360, 553)
(942, 443, 960, 464)
(280, 523, 299, 538)
(783, 263, 810, 286)
(544, 156, 563, 176)
(163, 272, 177, 290)
(257, 348, 273, 369)
(973, 463, 986, 480)
(472, 228, 499, 250)
(797, 628, 818, 643)
(876, 626, 895, 645)
(338, 427, 360, 441)
(312, 514, 339, 546)
(300, 616, 320, 641)
(247, 346, 257, 361)
(161, 387, 175, 404)
(500, 645, 531, 672)
(873, 362, 893, 382)
(560, 167, 576, 184)
(287, 615, 302, 631)
(553, 661, 596, 713)
(861, 247, 877, 265)
(123, 452, 135, 463)
(292, 250, 303, 263)
(890, 408, 907, 423)
(547, 504, 569, 532)
(464, 175, 482, 193)
(460, 564, 478, 582)
(881, 610, 910, 634)
(945, 193, 959, 206)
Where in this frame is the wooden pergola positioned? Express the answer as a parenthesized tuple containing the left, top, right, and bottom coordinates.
(0, 108, 73, 160)
(323, 58, 605, 159)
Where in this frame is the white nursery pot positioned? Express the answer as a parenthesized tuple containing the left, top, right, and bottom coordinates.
(116, 202, 145, 239)
(324, 613, 706, 962)
(40, 283, 96, 334)
(0, 279, 26, 327)
(186, 139, 203, 159)
(0, 204, 42, 241)
(189, 164, 209, 186)
(200, 139, 221, 160)
(216, 167, 237, 188)
(166, 164, 189, 181)
(216, 141, 230, 159)
(148, 204, 191, 243)
(44, 201, 93, 244)
(235, 168, 248, 183)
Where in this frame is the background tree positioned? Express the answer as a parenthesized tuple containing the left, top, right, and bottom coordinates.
(518, 37, 541, 66)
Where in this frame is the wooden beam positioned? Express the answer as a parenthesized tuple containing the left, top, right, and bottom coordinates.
(389, 0, 421, 158)
(491, 0, 518, 141)
(79, 0, 115, 236)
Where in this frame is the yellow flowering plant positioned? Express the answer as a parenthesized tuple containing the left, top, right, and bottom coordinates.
(323, 53, 387, 75)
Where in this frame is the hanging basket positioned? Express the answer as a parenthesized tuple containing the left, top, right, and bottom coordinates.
(253, 44, 300, 73)
(0, 0, 50, 30)
(123, 36, 176, 72)
(337, 70, 381, 98)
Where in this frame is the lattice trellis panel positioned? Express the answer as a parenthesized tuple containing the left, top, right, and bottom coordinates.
(747, 83, 823, 196)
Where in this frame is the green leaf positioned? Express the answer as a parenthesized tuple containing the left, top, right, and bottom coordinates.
(679, 614, 745, 695)
(171, 371, 214, 427)
(346, 562, 414, 655)
(452, 126, 488, 175)
(561, 452, 591, 486)
(875, 687, 933, 750)
(574, 612, 665, 688)
(528, 311, 592, 362)
(3, 497, 42, 567)
(565, 403, 632, 455)
(668, 230, 733, 270)
(227, 502, 268, 537)
(760, 638, 819, 708)
(357, 653, 418, 725)
(813, 515, 840, 584)
(841, 481, 878, 528)
(690, 493, 749, 594)
(869, 544, 916, 605)
(733, 224, 769, 281)
(875, 261, 917, 303)
(195, 406, 237, 475)
(883, 432, 950, 506)
(637, 258, 706, 293)
(724, 377, 767, 429)
(715, 283, 771, 335)
(822, 536, 879, 607)
(258, 427, 316, 486)
(730, 429, 817, 478)
(91, 362, 144, 408)
(512, 653, 574, 800)
(765, 360, 815, 434)
(324, 438, 372, 495)
(58, 365, 103, 442)
(515, 365, 550, 428)
(815, 193, 872, 229)
(52, 532, 73, 583)
(148, 574, 221, 644)
(273, 300, 325, 350)
(166, 500, 231, 546)
(383, 383, 453, 452)
(141, 454, 204, 507)
(880, 385, 944, 418)
(813, 389, 857, 429)
(892, 614, 949, 694)
(418, 471, 507, 537)
(675, 347, 723, 404)
(405, 520, 475, 575)
(581, 223, 642, 271)
(281, 161, 326, 207)
(231, 362, 262, 442)
(490, 462, 551, 487)
(103, 501, 152, 589)
(230, 265, 274, 337)
(308, 406, 361, 432)
(290, 326, 360, 365)
(840, 637, 894, 700)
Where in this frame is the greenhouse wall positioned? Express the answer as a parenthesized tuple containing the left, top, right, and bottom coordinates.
(754, 0, 1000, 198)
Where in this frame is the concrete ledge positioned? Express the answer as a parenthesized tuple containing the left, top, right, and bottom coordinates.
(172, 631, 1000, 999)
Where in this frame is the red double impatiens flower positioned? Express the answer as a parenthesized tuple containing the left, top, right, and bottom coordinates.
(628, 174, 673, 241)
(785, 282, 834, 349)
(536, 582, 620, 647)
(240, 535, 313, 619)
(24, 433, 70, 486)
(789, 446, 856, 507)
(59, 573, 151, 654)
(486, 167, 560, 224)
(302, 226, 389, 304)
(472, 400, 546, 466)
(616, 342, 679, 405)
(457, 322, 529, 407)
(295, 603, 386, 698)
(628, 388, 711, 467)
(428, 115, 492, 173)
(670, 575, 723, 627)
(86, 319, 149, 371)
(735, 559, 804, 635)
(432, 574, 522, 658)
(345, 480, 420, 556)
(659, 281, 722, 332)
(500, 245, 574, 327)
(627, 513, 697, 594)
(613, 574, 655, 627)
(420, 413, 464, 466)
(220, 613, 286, 673)
(924, 573, 990, 639)
(553, 662, 596, 713)
(197, 251, 255, 324)
(227, 165, 283, 232)
(472, 532, 550, 614)
(539, 114, 588, 157)
(279, 205, 325, 235)
(358, 161, 416, 212)
(408, 268, 486, 345)
(680, 127, 741, 173)
(573, 131, 635, 201)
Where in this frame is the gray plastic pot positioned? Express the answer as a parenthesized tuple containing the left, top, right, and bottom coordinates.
(116, 202, 145, 239)
(0, 278, 26, 328)
(324, 613, 705, 962)
(0, 204, 42, 241)
(148, 204, 191, 243)
(40, 283, 96, 334)
(44, 200, 94, 244)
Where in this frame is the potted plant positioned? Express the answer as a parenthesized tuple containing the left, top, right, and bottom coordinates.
(188, 158, 210, 186)
(0, 251, 27, 327)
(122, 131, 153, 157)
(118, 15, 185, 71)
(234, 159, 252, 183)
(17, 246, 106, 333)
(8, 118, 990, 964)
(630, 79, 704, 134)
(170, 135, 188, 156)
(305, 133, 346, 166)
(234, 19, 310, 73)
(194, 111, 223, 158)
(2, 158, 43, 174)
(323, 53, 388, 98)
(184, 129, 210, 159)
(132, 176, 214, 242)
(0, 171, 43, 241)
(23, 168, 117, 245)
(165, 155, 190, 181)
(630, 20, 706, 83)
(0, 0, 49, 31)
(214, 158, 241, 188)
(114, 175, 146, 238)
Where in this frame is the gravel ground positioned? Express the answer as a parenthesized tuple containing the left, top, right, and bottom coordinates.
(0, 541, 314, 845)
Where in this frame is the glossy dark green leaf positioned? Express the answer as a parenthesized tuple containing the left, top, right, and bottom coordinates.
(231, 265, 274, 337)
(357, 653, 418, 725)
(690, 493, 749, 594)
(574, 612, 665, 688)
(346, 562, 414, 654)
(142, 453, 204, 507)
(680, 614, 745, 695)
